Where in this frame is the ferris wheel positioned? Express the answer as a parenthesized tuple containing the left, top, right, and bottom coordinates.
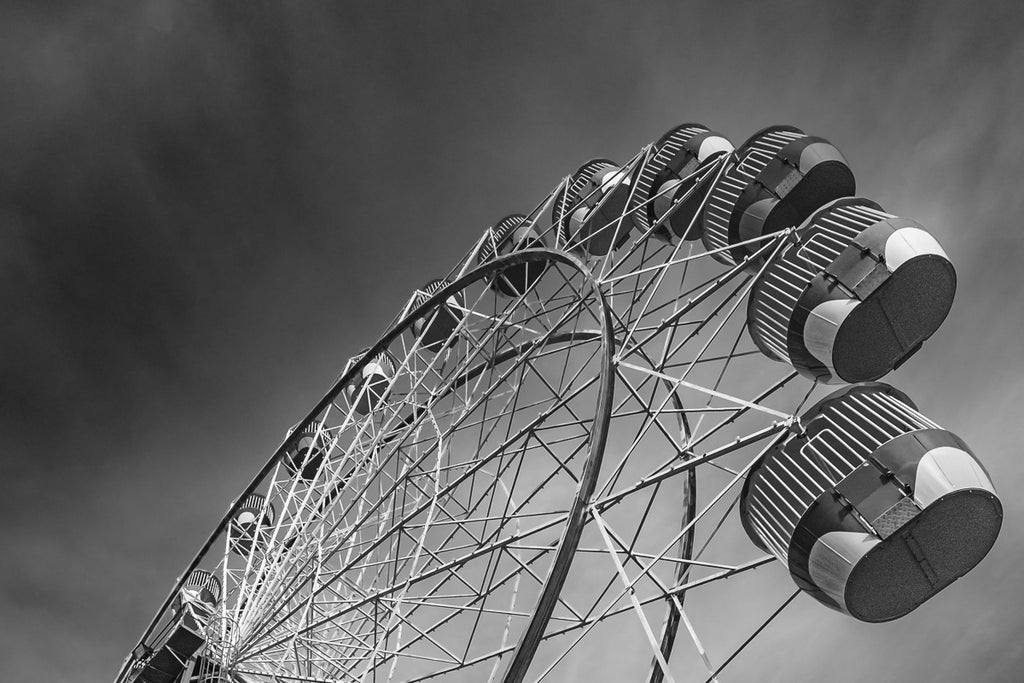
(118, 123, 1002, 683)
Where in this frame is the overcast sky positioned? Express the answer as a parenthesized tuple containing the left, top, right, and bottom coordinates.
(1, 1, 1022, 681)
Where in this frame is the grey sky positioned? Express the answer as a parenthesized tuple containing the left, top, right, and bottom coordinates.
(1, 1, 1022, 681)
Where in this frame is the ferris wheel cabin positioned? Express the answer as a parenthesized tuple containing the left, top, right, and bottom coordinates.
(630, 123, 734, 241)
(702, 125, 855, 265)
(282, 421, 327, 480)
(740, 383, 1001, 622)
(344, 348, 397, 416)
(746, 197, 956, 383)
(228, 493, 276, 556)
(477, 214, 549, 296)
(553, 158, 637, 255)
(171, 569, 221, 615)
(128, 571, 223, 683)
(410, 278, 467, 352)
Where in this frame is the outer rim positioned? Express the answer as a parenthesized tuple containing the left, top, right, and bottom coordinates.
(117, 247, 617, 683)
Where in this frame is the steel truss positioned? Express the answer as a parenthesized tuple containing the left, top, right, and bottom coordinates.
(118, 148, 838, 683)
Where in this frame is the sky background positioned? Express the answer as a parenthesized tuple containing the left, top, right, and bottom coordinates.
(1, 1, 1023, 681)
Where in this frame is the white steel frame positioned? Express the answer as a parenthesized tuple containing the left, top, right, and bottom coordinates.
(118, 144, 839, 683)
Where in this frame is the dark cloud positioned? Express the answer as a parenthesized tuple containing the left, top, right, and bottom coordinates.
(1, 1, 1022, 681)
